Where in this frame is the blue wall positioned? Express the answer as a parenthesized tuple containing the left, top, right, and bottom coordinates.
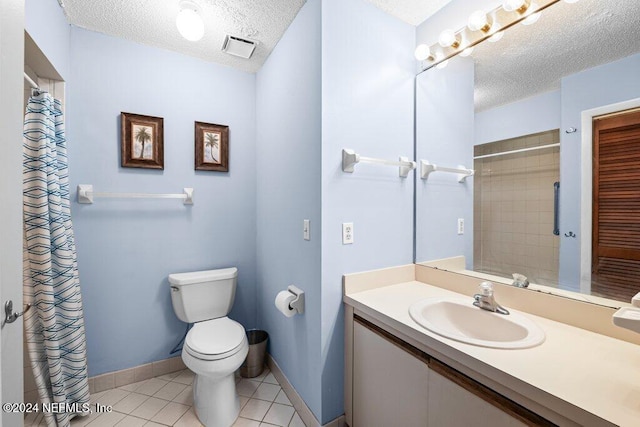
(558, 52, 640, 289)
(475, 90, 561, 145)
(25, 0, 70, 79)
(255, 0, 322, 420)
(415, 59, 474, 265)
(67, 28, 257, 376)
(27, 0, 415, 422)
(321, 0, 415, 422)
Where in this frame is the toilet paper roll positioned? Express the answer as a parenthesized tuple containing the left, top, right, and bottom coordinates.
(275, 290, 296, 318)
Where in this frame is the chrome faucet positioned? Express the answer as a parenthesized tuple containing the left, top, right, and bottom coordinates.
(512, 273, 529, 288)
(473, 282, 510, 315)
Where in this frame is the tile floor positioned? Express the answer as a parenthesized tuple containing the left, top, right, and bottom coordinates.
(24, 367, 306, 427)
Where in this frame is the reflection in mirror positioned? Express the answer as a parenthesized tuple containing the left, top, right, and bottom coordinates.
(415, 0, 640, 306)
(473, 130, 560, 288)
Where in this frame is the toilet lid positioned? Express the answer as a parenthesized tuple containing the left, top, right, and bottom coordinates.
(186, 318, 245, 358)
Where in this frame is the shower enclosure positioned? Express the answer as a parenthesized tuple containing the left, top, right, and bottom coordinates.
(473, 129, 561, 287)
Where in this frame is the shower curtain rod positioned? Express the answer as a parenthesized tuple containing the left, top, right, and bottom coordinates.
(473, 143, 560, 160)
(23, 72, 39, 90)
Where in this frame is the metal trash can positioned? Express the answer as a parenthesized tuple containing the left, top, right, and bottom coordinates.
(240, 329, 269, 378)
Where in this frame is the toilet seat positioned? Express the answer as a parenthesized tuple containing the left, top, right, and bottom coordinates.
(185, 317, 246, 361)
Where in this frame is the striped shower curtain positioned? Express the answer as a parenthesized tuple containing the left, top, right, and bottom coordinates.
(23, 92, 90, 426)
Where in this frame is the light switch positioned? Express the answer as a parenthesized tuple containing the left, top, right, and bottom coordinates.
(303, 219, 310, 241)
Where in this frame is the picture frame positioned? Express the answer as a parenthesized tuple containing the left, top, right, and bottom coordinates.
(121, 112, 164, 169)
(195, 121, 229, 172)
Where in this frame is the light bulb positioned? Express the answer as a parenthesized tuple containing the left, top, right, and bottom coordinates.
(522, 12, 541, 25)
(433, 51, 448, 69)
(502, 0, 528, 12)
(468, 11, 490, 32)
(459, 47, 474, 57)
(522, 2, 541, 25)
(564, 0, 579, 3)
(487, 23, 504, 43)
(414, 44, 431, 61)
(176, 2, 204, 42)
(488, 29, 504, 43)
(438, 29, 459, 48)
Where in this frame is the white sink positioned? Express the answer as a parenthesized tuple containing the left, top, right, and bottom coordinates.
(409, 297, 545, 349)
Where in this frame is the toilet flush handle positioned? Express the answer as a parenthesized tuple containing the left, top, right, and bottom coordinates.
(170, 286, 179, 292)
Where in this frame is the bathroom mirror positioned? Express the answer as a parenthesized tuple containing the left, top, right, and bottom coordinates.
(415, 0, 640, 306)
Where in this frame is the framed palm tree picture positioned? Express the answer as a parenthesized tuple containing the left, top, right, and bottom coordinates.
(195, 121, 229, 172)
(121, 112, 164, 169)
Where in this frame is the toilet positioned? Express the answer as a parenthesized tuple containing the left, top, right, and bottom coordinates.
(169, 267, 248, 427)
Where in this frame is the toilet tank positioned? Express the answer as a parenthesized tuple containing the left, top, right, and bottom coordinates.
(168, 267, 238, 323)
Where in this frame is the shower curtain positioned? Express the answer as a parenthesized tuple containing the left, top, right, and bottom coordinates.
(23, 92, 90, 427)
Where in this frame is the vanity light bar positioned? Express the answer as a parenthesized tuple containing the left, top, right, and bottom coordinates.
(417, 0, 567, 72)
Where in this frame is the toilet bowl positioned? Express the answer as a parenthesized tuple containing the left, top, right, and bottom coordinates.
(169, 268, 247, 427)
(182, 317, 248, 427)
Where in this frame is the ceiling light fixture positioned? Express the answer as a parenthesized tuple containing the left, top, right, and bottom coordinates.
(176, 0, 204, 42)
(522, 3, 542, 25)
(488, 28, 505, 43)
(438, 29, 460, 49)
(459, 47, 474, 57)
(502, 0, 530, 14)
(414, 44, 432, 61)
(468, 11, 491, 33)
(415, 0, 577, 72)
(435, 55, 449, 69)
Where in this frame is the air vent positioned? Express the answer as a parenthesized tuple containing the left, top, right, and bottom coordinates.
(221, 35, 257, 59)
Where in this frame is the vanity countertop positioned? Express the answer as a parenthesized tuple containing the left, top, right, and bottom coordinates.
(344, 280, 640, 427)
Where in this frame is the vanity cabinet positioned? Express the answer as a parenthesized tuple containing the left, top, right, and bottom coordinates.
(427, 367, 526, 427)
(349, 315, 551, 427)
(353, 319, 429, 426)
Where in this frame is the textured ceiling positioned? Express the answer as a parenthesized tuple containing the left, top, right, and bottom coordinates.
(59, 0, 638, 102)
(471, 0, 640, 111)
(59, 0, 306, 73)
(365, 0, 454, 26)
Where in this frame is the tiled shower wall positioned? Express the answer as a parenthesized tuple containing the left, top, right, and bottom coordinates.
(473, 130, 560, 287)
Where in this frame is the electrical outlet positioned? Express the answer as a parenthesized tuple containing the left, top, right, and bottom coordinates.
(457, 218, 464, 235)
(303, 219, 310, 241)
(342, 222, 354, 244)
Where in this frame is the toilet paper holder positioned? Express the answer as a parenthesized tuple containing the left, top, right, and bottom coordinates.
(287, 285, 305, 315)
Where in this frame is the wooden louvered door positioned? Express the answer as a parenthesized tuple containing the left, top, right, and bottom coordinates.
(592, 109, 640, 301)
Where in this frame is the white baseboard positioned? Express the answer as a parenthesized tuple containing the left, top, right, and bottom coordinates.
(266, 354, 346, 427)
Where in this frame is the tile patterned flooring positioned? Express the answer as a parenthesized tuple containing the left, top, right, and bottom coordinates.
(24, 368, 306, 427)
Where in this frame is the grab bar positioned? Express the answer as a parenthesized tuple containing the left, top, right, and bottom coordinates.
(553, 181, 560, 236)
